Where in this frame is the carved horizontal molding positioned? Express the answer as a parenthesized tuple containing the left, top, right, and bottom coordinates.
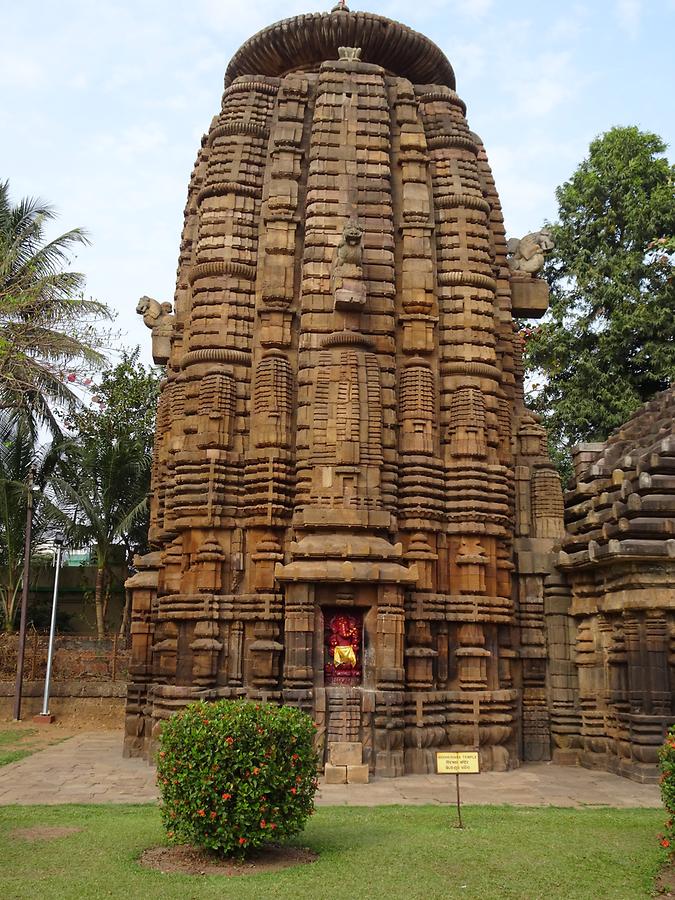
(207, 121, 271, 145)
(416, 89, 467, 114)
(437, 193, 491, 214)
(321, 330, 375, 349)
(188, 261, 257, 284)
(428, 134, 479, 155)
(182, 348, 251, 368)
(197, 181, 261, 204)
(222, 80, 279, 98)
(438, 271, 497, 292)
(440, 361, 502, 380)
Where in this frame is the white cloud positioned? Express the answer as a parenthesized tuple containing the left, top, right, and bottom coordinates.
(91, 124, 168, 164)
(0, 52, 45, 89)
(450, 41, 487, 80)
(548, 3, 589, 42)
(452, 0, 493, 18)
(617, 0, 642, 35)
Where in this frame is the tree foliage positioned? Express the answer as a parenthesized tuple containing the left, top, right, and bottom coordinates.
(0, 412, 60, 630)
(524, 126, 675, 477)
(52, 350, 160, 637)
(0, 180, 113, 435)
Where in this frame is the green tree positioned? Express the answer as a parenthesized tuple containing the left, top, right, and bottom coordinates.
(0, 180, 112, 435)
(0, 412, 60, 631)
(524, 126, 675, 479)
(52, 351, 159, 638)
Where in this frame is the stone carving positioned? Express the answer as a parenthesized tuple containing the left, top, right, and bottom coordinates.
(331, 221, 366, 311)
(507, 229, 554, 276)
(338, 46, 361, 61)
(135, 296, 175, 365)
(124, 7, 573, 779)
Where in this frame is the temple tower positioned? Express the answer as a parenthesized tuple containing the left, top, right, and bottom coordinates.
(126, 6, 560, 775)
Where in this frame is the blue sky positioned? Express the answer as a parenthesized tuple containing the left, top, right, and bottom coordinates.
(2, 0, 674, 365)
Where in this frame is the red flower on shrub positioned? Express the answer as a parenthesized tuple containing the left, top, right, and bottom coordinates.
(290, 787, 297, 795)
(662, 839, 671, 848)
(197, 809, 206, 817)
(210, 811, 217, 820)
(239, 837, 247, 846)
(226, 737, 234, 745)
(253, 767, 260, 775)
(222, 792, 232, 801)
(260, 820, 266, 829)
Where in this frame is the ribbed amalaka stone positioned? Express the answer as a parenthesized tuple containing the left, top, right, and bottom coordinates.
(125, 7, 564, 775)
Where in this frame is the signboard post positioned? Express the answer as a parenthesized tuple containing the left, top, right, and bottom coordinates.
(436, 751, 480, 829)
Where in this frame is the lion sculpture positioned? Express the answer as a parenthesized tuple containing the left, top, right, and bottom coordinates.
(507, 229, 554, 276)
(136, 296, 175, 365)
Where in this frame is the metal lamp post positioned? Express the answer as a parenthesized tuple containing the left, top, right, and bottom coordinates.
(36, 536, 65, 724)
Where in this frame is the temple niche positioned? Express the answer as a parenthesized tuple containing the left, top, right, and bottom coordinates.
(125, 5, 570, 777)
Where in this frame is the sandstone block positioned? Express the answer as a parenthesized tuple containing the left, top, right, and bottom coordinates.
(328, 741, 363, 766)
(347, 764, 369, 784)
(324, 764, 348, 784)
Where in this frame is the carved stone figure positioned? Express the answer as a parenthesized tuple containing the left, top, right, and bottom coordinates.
(334, 221, 363, 270)
(135, 296, 175, 364)
(507, 229, 554, 275)
(331, 220, 366, 310)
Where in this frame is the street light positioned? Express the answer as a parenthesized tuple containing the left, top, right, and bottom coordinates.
(35, 536, 65, 724)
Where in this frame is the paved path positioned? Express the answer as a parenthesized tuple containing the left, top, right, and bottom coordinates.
(0, 732, 661, 807)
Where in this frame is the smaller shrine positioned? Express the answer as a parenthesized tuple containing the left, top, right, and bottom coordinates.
(548, 384, 675, 782)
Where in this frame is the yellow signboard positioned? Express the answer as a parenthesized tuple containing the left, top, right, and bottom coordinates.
(436, 751, 480, 774)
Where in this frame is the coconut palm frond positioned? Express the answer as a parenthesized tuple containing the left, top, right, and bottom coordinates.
(0, 181, 113, 436)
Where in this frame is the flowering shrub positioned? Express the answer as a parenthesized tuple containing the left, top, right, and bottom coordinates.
(658, 726, 675, 852)
(157, 700, 319, 856)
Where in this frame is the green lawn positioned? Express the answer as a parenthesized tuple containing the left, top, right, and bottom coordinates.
(0, 728, 36, 767)
(0, 727, 67, 767)
(0, 804, 663, 900)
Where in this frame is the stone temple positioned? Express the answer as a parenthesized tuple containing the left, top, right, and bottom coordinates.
(125, 7, 673, 781)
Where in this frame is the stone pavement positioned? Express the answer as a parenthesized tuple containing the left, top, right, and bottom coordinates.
(0, 732, 661, 808)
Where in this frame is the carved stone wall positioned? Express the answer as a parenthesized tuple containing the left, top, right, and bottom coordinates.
(551, 386, 675, 782)
(125, 7, 563, 775)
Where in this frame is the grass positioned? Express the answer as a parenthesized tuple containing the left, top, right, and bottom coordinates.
(0, 729, 37, 767)
(0, 748, 31, 766)
(0, 803, 663, 900)
(0, 726, 69, 767)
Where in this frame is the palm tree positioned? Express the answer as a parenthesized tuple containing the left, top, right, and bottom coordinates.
(0, 180, 112, 435)
(0, 412, 60, 630)
(51, 435, 150, 639)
